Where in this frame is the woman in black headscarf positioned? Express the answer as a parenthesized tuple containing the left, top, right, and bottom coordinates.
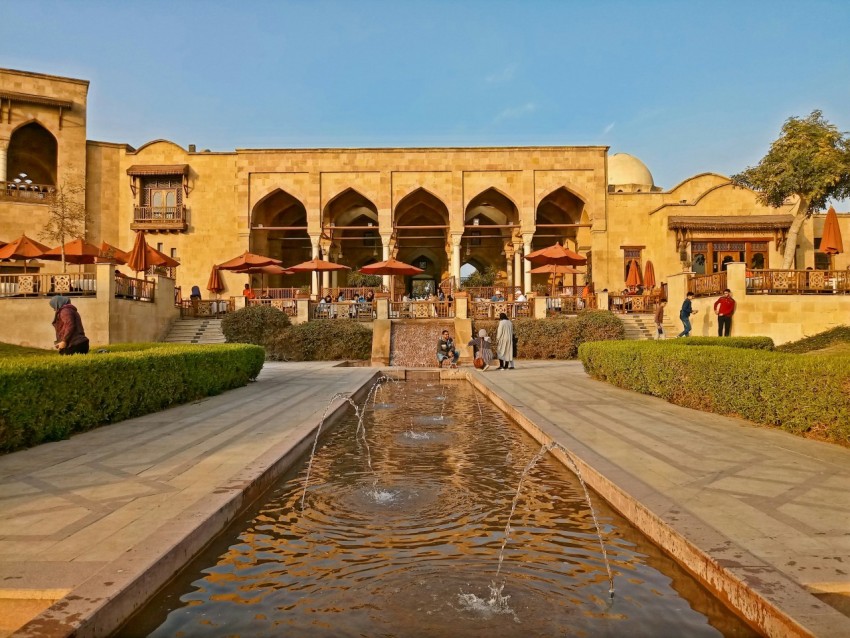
(49, 295, 90, 355)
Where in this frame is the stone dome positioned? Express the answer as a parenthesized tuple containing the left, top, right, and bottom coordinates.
(608, 153, 655, 192)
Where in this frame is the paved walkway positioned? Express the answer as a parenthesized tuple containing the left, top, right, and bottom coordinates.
(1, 360, 848, 636)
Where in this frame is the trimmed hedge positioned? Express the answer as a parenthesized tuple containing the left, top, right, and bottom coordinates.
(777, 326, 850, 354)
(266, 321, 373, 361)
(473, 311, 625, 360)
(578, 340, 850, 443)
(221, 305, 292, 346)
(670, 336, 774, 350)
(0, 344, 265, 453)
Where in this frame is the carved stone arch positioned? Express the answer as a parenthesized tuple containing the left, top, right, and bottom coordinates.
(134, 139, 188, 154)
(465, 187, 519, 225)
(534, 186, 591, 252)
(394, 187, 450, 226)
(250, 188, 310, 280)
(7, 120, 58, 185)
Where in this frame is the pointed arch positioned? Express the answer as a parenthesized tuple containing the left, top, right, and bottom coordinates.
(323, 188, 378, 227)
(250, 188, 310, 281)
(394, 187, 450, 226)
(465, 187, 518, 225)
(7, 121, 58, 185)
(533, 186, 590, 252)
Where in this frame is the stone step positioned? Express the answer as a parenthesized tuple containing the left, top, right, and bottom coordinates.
(161, 318, 225, 345)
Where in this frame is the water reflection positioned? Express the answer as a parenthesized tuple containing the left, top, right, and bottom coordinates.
(121, 381, 756, 638)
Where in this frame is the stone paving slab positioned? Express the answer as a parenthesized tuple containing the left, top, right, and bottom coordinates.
(0, 362, 378, 637)
(470, 360, 850, 638)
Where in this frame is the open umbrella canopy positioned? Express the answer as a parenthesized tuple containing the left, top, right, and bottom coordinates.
(286, 258, 351, 273)
(218, 251, 282, 271)
(41, 238, 102, 265)
(232, 264, 294, 276)
(643, 260, 656, 288)
(0, 234, 50, 260)
(207, 265, 224, 294)
(528, 264, 584, 275)
(358, 258, 424, 276)
(524, 242, 587, 266)
(97, 241, 129, 264)
(626, 259, 641, 287)
(820, 206, 844, 255)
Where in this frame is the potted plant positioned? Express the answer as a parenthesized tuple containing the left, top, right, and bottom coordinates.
(295, 285, 311, 299)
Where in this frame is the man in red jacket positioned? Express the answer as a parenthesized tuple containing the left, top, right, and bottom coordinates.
(713, 288, 736, 337)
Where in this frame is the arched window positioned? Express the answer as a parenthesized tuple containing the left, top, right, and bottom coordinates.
(7, 122, 58, 186)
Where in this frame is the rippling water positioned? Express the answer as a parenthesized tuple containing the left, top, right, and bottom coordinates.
(121, 381, 757, 637)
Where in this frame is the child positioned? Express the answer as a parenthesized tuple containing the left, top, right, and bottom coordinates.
(654, 299, 667, 339)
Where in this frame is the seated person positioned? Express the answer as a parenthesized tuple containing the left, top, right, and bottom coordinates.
(337, 291, 346, 302)
(190, 285, 202, 301)
(436, 329, 460, 368)
(515, 289, 527, 302)
(260, 289, 271, 299)
(491, 290, 505, 302)
(365, 290, 375, 303)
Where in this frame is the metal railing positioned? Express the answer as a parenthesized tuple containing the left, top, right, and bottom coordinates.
(0, 272, 96, 297)
(115, 276, 155, 302)
(1, 180, 54, 201)
(390, 300, 454, 319)
(747, 269, 850, 294)
(310, 301, 375, 321)
(469, 300, 531, 319)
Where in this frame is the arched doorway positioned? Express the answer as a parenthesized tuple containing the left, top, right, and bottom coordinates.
(7, 122, 58, 186)
(532, 187, 589, 290)
(323, 188, 379, 289)
(463, 188, 518, 289)
(251, 189, 310, 288)
(394, 188, 450, 291)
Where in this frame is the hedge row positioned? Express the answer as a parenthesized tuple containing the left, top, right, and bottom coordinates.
(578, 341, 850, 443)
(266, 321, 373, 361)
(473, 311, 625, 360)
(776, 325, 850, 354)
(0, 344, 265, 453)
(670, 336, 775, 350)
(221, 305, 292, 346)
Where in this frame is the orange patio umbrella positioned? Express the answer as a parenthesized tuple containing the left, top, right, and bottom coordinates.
(218, 251, 282, 271)
(207, 265, 224, 295)
(359, 257, 423, 299)
(820, 206, 844, 256)
(231, 263, 294, 291)
(626, 259, 642, 288)
(97, 241, 129, 264)
(126, 230, 180, 276)
(529, 263, 584, 296)
(287, 258, 351, 296)
(0, 234, 51, 271)
(643, 260, 656, 289)
(41, 237, 102, 269)
(524, 242, 587, 266)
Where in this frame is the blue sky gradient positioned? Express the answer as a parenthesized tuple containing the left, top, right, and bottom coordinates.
(3, 0, 849, 190)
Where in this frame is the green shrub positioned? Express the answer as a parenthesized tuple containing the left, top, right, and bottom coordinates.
(776, 325, 850, 353)
(221, 305, 291, 346)
(346, 272, 383, 288)
(671, 336, 774, 350)
(473, 311, 624, 360)
(0, 344, 265, 453)
(579, 341, 850, 443)
(266, 321, 373, 361)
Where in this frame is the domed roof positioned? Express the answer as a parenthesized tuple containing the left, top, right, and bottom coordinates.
(608, 153, 655, 188)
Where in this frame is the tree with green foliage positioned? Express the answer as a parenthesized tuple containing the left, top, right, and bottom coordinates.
(731, 110, 850, 269)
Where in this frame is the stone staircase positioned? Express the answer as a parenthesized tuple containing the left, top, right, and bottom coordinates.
(618, 313, 679, 340)
(162, 318, 226, 344)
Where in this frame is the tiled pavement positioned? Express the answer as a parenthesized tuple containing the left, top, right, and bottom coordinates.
(1, 360, 849, 636)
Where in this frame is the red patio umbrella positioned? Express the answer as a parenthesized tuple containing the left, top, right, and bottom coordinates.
(625, 259, 641, 288)
(231, 263, 294, 291)
(820, 206, 844, 256)
(41, 237, 102, 270)
(0, 234, 51, 271)
(643, 260, 656, 289)
(529, 263, 584, 296)
(287, 258, 351, 297)
(126, 230, 180, 276)
(218, 251, 282, 271)
(524, 242, 587, 266)
(358, 257, 423, 299)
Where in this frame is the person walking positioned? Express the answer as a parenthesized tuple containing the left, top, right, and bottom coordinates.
(468, 328, 494, 371)
(49, 295, 90, 355)
(654, 299, 667, 339)
(677, 292, 698, 338)
(496, 312, 515, 369)
(713, 288, 736, 337)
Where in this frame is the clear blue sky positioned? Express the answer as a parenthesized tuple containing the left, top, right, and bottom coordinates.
(3, 0, 849, 190)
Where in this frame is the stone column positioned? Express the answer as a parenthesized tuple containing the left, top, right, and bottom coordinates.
(523, 234, 533, 295)
(310, 236, 320, 298)
(514, 248, 523, 292)
(451, 233, 462, 284)
(381, 236, 391, 292)
(505, 245, 513, 294)
(0, 138, 8, 182)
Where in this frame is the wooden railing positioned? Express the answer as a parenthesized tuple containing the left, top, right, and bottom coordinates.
(546, 295, 597, 314)
(608, 293, 662, 314)
(390, 300, 454, 319)
(1, 181, 54, 201)
(320, 286, 383, 301)
(179, 298, 232, 317)
(469, 300, 531, 319)
(687, 272, 727, 297)
(0, 273, 96, 297)
(248, 297, 297, 317)
(747, 269, 850, 294)
(131, 205, 188, 231)
(115, 276, 155, 302)
(310, 301, 375, 321)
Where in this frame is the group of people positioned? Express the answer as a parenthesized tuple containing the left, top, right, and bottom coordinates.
(436, 312, 515, 371)
(653, 289, 737, 339)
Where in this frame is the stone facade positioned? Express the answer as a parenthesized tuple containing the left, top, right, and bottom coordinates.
(2, 67, 849, 312)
